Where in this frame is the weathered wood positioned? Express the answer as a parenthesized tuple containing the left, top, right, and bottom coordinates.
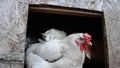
(29, 4, 102, 17)
(0, 53, 24, 68)
(0, 61, 24, 68)
(0, 53, 23, 62)
(0, 62, 10, 68)
(11, 63, 24, 68)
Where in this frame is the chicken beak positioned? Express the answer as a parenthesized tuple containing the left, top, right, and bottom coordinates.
(87, 42, 92, 46)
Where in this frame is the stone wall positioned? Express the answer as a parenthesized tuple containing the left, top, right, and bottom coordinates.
(0, 0, 120, 68)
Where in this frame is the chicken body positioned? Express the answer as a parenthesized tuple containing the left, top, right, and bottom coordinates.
(26, 33, 87, 68)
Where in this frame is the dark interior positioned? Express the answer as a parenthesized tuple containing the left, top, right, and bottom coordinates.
(26, 11, 105, 68)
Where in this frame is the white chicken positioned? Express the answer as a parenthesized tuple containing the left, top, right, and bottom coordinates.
(41, 28, 67, 41)
(26, 29, 92, 68)
(26, 28, 67, 54)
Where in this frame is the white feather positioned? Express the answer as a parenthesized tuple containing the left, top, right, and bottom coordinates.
(42, 28, 67, 41)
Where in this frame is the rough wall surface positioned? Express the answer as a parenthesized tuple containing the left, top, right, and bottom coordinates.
(0, 0, 28, 67)
(0, 0, 120, 68)
(103, 0, 120, 68)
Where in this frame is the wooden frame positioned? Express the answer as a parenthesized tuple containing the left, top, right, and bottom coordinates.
(28, 4, 109, 68)
(29, 4, 102, 17)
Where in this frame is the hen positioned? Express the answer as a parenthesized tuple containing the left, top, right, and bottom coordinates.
(26, 29, 92, 68)
(26, 28, 66, 54)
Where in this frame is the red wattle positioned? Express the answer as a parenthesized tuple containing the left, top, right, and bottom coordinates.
(80, 43, 87, 51)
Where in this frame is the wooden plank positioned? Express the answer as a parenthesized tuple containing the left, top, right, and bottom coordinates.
(0, 61, 24, 68)
(0, 62, 10, 68)
(29, 4, 103, 18)
(11, 63, 24, 68)
(0, 53, 24, 68)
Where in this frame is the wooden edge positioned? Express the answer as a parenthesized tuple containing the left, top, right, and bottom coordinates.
(102, 12, 109, 68)
(29, 4, 102, 17)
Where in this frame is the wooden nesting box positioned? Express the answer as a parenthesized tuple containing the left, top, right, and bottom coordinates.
(26, 4, 109, 68)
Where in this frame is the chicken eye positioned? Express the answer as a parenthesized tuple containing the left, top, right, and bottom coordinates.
(79, 38, 85, 41)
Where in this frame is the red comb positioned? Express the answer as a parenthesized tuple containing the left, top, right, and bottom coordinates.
(83, 33, 92, 42)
